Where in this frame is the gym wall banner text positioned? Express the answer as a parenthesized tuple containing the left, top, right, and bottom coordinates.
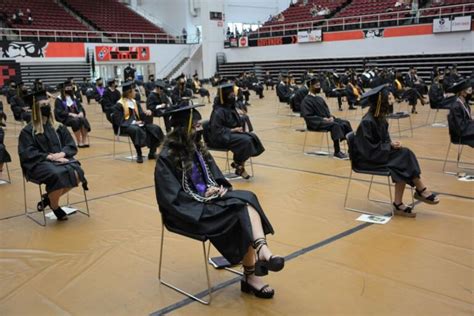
(0, 41, 85, 58)
(0, 61, 21, 86)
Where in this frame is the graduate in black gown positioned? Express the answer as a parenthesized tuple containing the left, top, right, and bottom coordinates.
(447, 80, 473, 147)
(208, 84, 265, 179)
(321, 72, 345, 111)
(93, 78, 106, 105)
(191, 74, 211, 103)
(146, 80, 174, 132)
(276, 72, 295, 103)
(101, 78, 121, 125)
(54, 80, 91, 148)
(263, 70, 274, 90)
(144, 74, 155, 98)
(112, 82, 164, 163)
(428, 72, 455, 110)
(0, 100, 7, 127)
(154, 104, 284, 299)
(171, 74, 193, 105)
(290, 82, 308, 114)
(10, 82, 32, 123)
(0, 126, 11, 177)
(354, 85, 439, 217)
(18, 90, 88, 221)
(404, 67, 427, 114)
(301, 76, 352, 160)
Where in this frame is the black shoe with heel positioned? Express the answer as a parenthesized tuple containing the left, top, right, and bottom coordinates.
(240, 265, 274, 299)
(37, 193, 50, 212)
(253, 238, 285, 276)
(52, 207, 68, 221)
(393, 202, 416, 218)
(414, 187, 439, 205)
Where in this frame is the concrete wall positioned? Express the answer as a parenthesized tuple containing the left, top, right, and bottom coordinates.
(224, 31, 474, 63)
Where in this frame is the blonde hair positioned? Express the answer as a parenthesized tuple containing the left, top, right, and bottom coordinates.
(31, 98, 59, 135)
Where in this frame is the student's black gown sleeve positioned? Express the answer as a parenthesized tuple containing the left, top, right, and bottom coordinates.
(154, 147, 273, 264)
(448, 100, 474, 147)
(354, 113, 421, 186)
(209, 104, 265, 163)
(0, 127, 11, 163)
(18, 124, 87, 192)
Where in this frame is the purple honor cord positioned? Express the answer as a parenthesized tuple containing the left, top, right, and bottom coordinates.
(189, 151, 210, 196)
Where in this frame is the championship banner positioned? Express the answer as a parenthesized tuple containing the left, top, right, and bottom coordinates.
(433, 18, 452, 33)
(0, 41, 85, 58)
(0, 61, 21, 86)
(95, 46, 150, 62)
(297, 29, 322, 43)
(451, 16, 471, 32)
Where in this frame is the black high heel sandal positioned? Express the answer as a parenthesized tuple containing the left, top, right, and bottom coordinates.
(52, 207, 68, 221)
(253, 238, 285, 276)
(393, 202, 416, 218)
(37, 193, 51, 212)
(240, 265, 274, 299)
(414, 187, 439, 205)
(233, 163, 250, 180)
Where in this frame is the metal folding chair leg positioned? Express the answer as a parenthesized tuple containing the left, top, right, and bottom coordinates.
(23, 177, 47, 227)
(0, 162, 11, 184)
(158, 225, 212, 305)
(303, 130, 331, 157)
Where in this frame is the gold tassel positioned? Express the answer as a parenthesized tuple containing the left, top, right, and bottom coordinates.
(374, 94, 382, 117)
(32, 96, 37, 121)
(187, 109, 193, 134)
(219, 88, 223, 104)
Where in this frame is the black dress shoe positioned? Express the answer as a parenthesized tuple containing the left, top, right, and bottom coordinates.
(52, 207, 68, 221)
(147, 153, 157, 160)
(136, 156, 144, 163)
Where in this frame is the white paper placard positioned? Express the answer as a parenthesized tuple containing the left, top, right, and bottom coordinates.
(45, 207, 77, 220)
(356, 214, 391, 224)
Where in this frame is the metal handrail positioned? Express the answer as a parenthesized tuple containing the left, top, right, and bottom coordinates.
(243, 3, 473, 40)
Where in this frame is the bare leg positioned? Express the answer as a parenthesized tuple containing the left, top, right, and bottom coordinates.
(73, 130, 83, 146)
(394, 182, 406, 205)
(48, 189, 64, 209)
(247, 205, 272, 260)
(0, 162, 4, 173)
(81, 128, 89, 145)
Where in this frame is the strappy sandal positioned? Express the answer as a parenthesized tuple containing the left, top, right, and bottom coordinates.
(240, 265, 274, 299)
(37, 193, 51, 212)
(253, 238, 285, 276)
(414, 187, 439, 205)
(52, 207, 68, 221)
(393, 202, 416, 218)
(234, 163, 250, 180)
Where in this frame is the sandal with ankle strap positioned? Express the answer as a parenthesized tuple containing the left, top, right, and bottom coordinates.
(240, 265, 274, 299)
(414, 187, 439, 205)
(234, 164, 250, 180)
(253, 238, 285, 276)
(393, 202, 416, 218)
(37, 193, 51, 212)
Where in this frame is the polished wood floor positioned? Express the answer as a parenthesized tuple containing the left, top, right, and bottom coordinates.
(0, 87, 472, 316)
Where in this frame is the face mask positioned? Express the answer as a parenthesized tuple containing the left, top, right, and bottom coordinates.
(65, 89, 74, 96)
(40, 105, 51, 117)
(194, 130, 203, 143)
(315, 87, 321, 94)
(226, 95, 236, 106)
(465, 93, 472, 103)
(98, 83, 103, 86)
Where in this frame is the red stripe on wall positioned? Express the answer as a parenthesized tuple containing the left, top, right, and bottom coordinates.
(45, 42, 85, 58)
(384, 24, 433, 37)
(323, 30, 364, 41)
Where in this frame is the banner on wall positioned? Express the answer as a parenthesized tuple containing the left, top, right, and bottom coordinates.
(451, 16, 471, 32)
(95, 46, 150, 62)
(229, 38, 238, 48)
(0, 61, 21, 86)
(0, 41, 85, 58)
(363, 29, 384, 39)
(297, 29, 322, 43)
(433, 18, 452, 33)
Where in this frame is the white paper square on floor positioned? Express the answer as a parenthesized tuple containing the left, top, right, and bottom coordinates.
(356, 214, 391, 224)
(45, 206, 78, 220)
(458, 175, 474, 182)
(0, 180, 8, 185)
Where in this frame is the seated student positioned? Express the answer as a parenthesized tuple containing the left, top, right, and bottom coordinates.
(0, 126, 11, 176)
(101, 78, 122, 125)
(112, 82, 164, 163)
(6, 81, 18, 105)
(321, 72, 344, 111)
(80, 77, 94, 105)
(229, 82, 254, 132)
(290, 81, 309, 113)
(18, 91, 88, 221)
(54, 81, 91, 148)
(146, 80, 175, 133)
(155, 104, 284, 299)
(345, 76, 361, 110)
(0, 100, 7, 127)
(191, 74, 211, 103)
(263, 71, 275, 90)
(171, 74, 193, 105)
(447, 79, 473, 147)
(237, 72, 251, 105)
(248, 72, 264, 99)
(429, 72, 455, 110)
(144, 74, 156, 98)
(276, 72, 295, 103)
(10, 82, 32, 123)
(93, 77, 106, 104)
(209, 84, 265, 179)
(210, 72, 221, 87)
(301, 77, 352, 160)
(404, 67, 426, 113)
(354, 85, 439, 218)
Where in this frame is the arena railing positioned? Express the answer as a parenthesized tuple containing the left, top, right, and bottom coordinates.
(0, 27, 200, 44)
(231, 4, 473, 41)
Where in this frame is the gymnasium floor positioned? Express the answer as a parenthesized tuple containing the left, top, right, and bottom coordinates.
(0, 87, 472, 316)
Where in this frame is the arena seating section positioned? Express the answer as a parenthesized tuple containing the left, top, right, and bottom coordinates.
(0, 0, 88, 31)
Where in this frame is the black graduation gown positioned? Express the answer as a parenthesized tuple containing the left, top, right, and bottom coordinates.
(154, 146, 274, 265)
(171, 86, 193, 105)
(112, 99, 163, 149)
(276, 82, 293, 103)
(354, 113, 421, 186)
(10, 96, 32, 123)
(192, 80, 210, 97)
(291, 86, 308, 113)
(18, 123, 87, 192)
(301, 94, 352, 141)
(101, 88, 121, 123)
(0, 100, 6, 123)
(428, 83, 452, 109)
(146, 91, 174, 132)
(209, 102, 265, 164)
(264, 75, 274, 88)
(54, 97, 91, 132)
(0, 127, 11, 163)
(448, 98, 474, 147)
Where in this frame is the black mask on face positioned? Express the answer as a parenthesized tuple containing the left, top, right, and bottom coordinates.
(465, 93, 472, 103)
(315, 87, 321, 94)
(194, 130, 203, 143)
(40, 105, 51, 117)
(226, 94, 236, 107)
(65, 89, 74, 96)
(98, 82, 103, 86)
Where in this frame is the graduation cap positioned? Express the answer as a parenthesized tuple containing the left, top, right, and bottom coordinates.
(307, 76, 320, 85)
(280, 71, 289, 78)
(23, 89, 48, 107)
(64, 80, 73, 87)
(166, 104, 205, 132)
(122, 81, 135, 94)
(448, 79, 470, 94)
(176, 74, 186, 81)
(96, 77, 103, 82)
(360, 84, 390, 115)
(154, 80, 166, 90)
(217, 83, 234, 104)
(107, 78, 116, 86)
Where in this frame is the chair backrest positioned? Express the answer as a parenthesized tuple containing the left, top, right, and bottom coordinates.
(346, 131, 356, 163)
(159, 211, 207, 242)
(202, 120, 211, 144)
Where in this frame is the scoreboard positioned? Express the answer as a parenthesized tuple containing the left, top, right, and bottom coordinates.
(95, 46, 150, 62)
